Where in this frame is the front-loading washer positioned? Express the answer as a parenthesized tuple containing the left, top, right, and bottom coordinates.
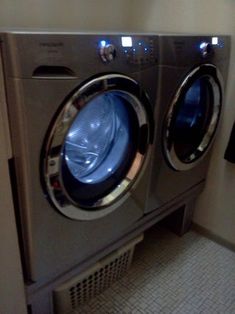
(145, 35, 230, 214)
(0, 31, 159, 285)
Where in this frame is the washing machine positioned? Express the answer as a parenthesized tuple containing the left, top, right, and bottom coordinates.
(0, 31, 159, 285)
(146, 35, 230, 214)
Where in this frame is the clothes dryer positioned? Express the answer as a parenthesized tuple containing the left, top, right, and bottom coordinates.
(146, 35, 230, 214)
(0, 31, 158, 285)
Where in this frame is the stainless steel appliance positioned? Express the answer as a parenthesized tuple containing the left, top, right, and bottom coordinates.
(0, 31, 158, 285)
(146, 35, 230, 214)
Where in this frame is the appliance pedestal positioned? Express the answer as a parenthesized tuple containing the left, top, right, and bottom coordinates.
(160, 197, 196, 236)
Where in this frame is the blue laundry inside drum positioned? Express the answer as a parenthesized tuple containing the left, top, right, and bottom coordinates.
(64, 92, 130, 184)
(176, 79, 202, 129)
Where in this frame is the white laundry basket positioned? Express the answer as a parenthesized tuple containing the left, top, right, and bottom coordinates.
(53, 234, 143, 314)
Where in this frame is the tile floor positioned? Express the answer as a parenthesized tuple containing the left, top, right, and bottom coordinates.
(76, 226, 235, 313)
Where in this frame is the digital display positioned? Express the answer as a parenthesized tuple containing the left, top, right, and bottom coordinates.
(212, 37, 218, 45)
(121, 37, 133, 47)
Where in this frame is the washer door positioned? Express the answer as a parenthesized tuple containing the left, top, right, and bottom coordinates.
(43, 74, 153, 220)
(163, 64, 223, 171)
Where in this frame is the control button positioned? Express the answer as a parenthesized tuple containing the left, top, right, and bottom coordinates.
(100, 44, 116, 63)
(200, 42, 213, 57)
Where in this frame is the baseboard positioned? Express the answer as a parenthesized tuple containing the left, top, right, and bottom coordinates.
(192, 223, 235, 252)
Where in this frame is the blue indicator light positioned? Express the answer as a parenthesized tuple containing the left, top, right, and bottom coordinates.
(100, 40, 106, 47)
(138, 42, 142, 46)
(144, 48, 148, 52)
(200, 42, 206, 49)
(133, 48, 136, 52)
(124, 49, 128, 53)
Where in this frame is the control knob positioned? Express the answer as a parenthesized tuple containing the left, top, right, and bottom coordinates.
(100, 44, 116, 63)
(200, 42, 213, 57)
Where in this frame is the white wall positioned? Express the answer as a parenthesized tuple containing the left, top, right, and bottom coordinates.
(126, 0, 234, 34)
(126, 0, 235, 245)
(0, 0, 129, 31)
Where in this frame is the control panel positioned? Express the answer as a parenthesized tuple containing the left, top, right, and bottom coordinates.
(121, 36, 156, 65)
(199, 37, 225, 57)
(98, 36, 157, 66)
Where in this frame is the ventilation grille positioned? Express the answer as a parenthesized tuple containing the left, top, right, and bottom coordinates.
(53, 234, 143, 314)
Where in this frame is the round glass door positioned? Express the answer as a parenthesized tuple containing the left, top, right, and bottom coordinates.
(164, 64, 222, 171)
(43, 74, 153, 220)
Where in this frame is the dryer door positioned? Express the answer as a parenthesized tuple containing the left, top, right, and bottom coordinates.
(43, 74, 153, 220)
(163, 64, 222, 171)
